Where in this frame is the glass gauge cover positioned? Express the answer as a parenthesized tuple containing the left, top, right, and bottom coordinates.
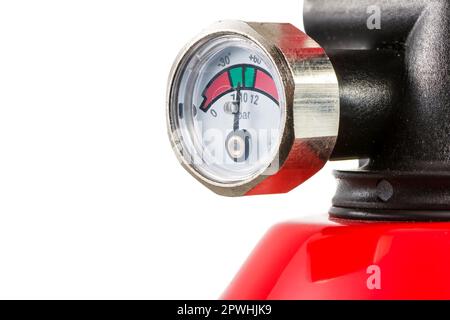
(173, 35, 284, 185)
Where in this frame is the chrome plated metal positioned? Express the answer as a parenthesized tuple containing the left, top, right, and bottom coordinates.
(167, 21, 339, 196)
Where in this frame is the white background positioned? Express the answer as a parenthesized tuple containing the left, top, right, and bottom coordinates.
(0, 0, 355, 299)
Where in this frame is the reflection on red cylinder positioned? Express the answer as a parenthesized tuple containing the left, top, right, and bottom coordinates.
(222, 217, 450, 300)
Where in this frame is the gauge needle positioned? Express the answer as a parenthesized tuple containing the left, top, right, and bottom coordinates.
(233, 84, 241, 131)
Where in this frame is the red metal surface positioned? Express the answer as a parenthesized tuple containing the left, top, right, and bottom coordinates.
(222, 217, 450, 300)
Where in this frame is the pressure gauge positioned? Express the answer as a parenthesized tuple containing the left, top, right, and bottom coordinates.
(167, 21, 339, 196)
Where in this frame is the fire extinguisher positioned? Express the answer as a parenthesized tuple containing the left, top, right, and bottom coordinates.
(166, 0, 450, 299)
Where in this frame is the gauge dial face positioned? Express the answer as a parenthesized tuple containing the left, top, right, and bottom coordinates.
(171, 35, 285, 185)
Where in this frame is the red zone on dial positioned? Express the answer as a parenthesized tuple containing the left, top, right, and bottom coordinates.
(199, 64, 279, 112)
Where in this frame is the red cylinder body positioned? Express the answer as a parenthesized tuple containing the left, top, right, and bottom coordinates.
(222, 217, 450, 300)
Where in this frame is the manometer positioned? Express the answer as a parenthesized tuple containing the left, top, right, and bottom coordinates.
(167, 21, 339, 196)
